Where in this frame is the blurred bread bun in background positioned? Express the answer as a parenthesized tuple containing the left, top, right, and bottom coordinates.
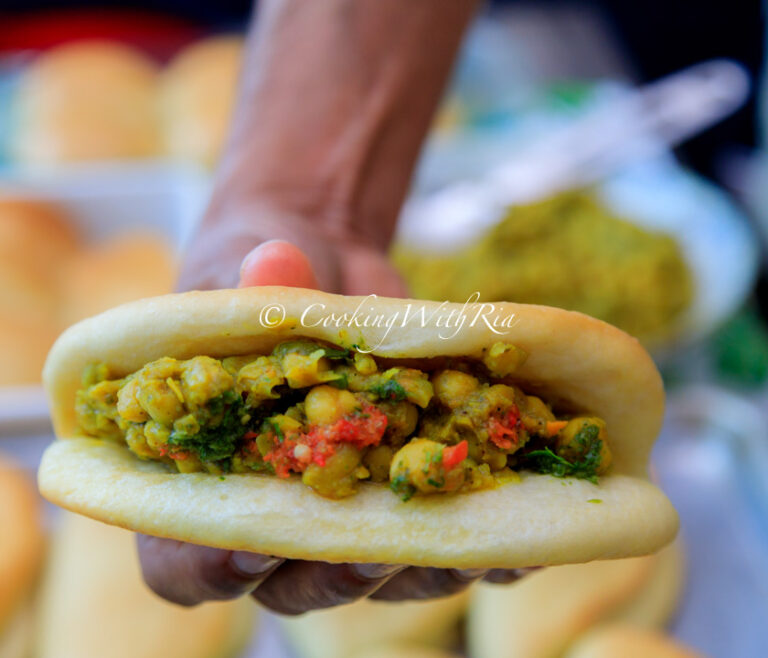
(355, 647, 461, 658)
(0, 197, 176, 385)
(12, 41, 161, 165)
(161, 35, 244, 167)
(0, 199, 78, 383)
(0, 198, 79, 276)
(565, 626, 703, 658)
(0, 318, 59, 386)
(0, 456, 45, 655)
(36, 513, 254, 658)
(61, 233, 176, 327)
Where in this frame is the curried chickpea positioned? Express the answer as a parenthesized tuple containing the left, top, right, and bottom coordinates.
(353, 352, 377, 375)
(281, 351, 338, 388)
(389, 438, 465, 494)
(237, 356, 285, 402)
(363, 445, 394, 482)
(302, 444, 364, 498)
(117, 377, 149, 423)
(125, 424, 154, 459)
(432, 370, 480, 409)
(181, 356, 235, 408)
(521, 394, 556, 433)
(136, 379, 185, 425)
(482, 342, 528, 377)
(379, 400, 419, 444)
(304, 385, 359, 426)
(557, 417, 612, 474)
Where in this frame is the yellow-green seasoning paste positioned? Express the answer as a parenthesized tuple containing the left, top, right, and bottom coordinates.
(75, 340, 612, 500)
(392, 192, 693, 342)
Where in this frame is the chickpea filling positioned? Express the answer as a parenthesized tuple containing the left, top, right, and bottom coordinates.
(75, 339, 612, 500)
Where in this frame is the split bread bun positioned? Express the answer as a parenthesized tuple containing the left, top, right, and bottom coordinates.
(39, 287, 678, 567)
(36, 512, 255, 658)
(468, 543, 684, 658)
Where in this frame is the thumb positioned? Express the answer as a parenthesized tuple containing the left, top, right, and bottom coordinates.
(238, 240, 320, 289)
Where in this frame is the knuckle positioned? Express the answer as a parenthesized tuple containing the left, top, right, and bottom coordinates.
(252, 563, 383, 615)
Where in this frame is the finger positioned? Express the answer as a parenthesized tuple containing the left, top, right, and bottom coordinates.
(251, 561, 406, 615)
(369, 567, 488, 601)
(239, 239, 320, 289)
(341, 245, 409, 297)
(137, 535, 283, 606)
(482, 567, 540, 584)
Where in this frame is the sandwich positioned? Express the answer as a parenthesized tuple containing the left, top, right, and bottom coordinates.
(39, 287, 677, 567)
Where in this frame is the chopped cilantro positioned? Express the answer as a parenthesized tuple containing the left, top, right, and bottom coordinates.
(390, 474, 416, 502)
(370, 379, 407, 402)
(268, 419, 284, 442)
(321, 346, 351, 361)
(168, 390, 246, 463)
(426, 477, 445, 488)
(523, 423, 603, 483)
(328, 372, 349, 389)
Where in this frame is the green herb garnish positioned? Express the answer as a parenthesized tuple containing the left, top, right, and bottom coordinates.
(328, 372, 349, 389)
(268, 419, 284, 442)
(370, 379, 407, 402)
(321, 346, 351, 361)
(523, 423, 603, 483)
(390, 473, 416, 502)
(168, 390, 246, 463)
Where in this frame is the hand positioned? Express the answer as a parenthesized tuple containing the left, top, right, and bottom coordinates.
(138, 209, 533, 615)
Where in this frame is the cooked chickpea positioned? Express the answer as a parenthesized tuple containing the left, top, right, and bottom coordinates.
(125, 424, 155, 459)
(117, 378, 149, 423)
(379, 401, 419, 444)
(557, 417, 612, 474)
(525, 395, 555, 421)
(482, 342, 528, 377)
(173, 413, 200, 436)
(141, 357, 181, 380)
(136, 379, 185, 425)
(521, 395, 556, 433)
(143, 420, 171, 452)
(305, 385, 359, 426)
(222, 355, 258, 376)
(281, 351, 337, 388)
(268, 413, 304, 435)
(237, 356, 285, 401)
(302, 444, 363, 498)
(354, 352, 377, 375)
(181, 356, 235, 408)
(363, 445, 394, 482)
(175, 454, 204, 473)
(389, 439, 465, 494)
(432, 370, 480, 409)
(383, 368, 434, 408)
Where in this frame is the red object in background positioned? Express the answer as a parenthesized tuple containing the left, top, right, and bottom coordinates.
(0, 9, 204, 61)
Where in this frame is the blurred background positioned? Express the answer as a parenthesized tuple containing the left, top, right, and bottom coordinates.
(1, 1, 767, 657)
